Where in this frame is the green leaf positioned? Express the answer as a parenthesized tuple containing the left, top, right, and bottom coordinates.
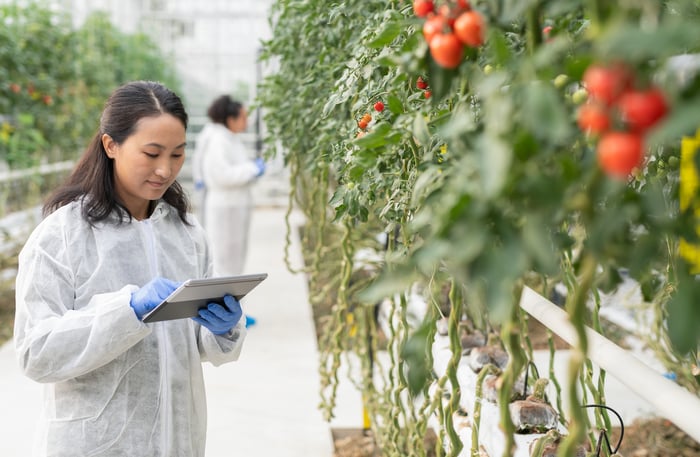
(401, 320, 433, 396)
(353, 122, 392, 148)
(412, 113, 431, 146)
(486, 30, 513, 67)
(667, 276, 700, 354)
(476, 136, 512, 199)
(647, 97, 700, 148)
(426, 53, 458, 102)
(367, 20, 403, 48)
(387, 93, 404, 114)
(598, 22, 700, 62)
(520, 81, 572, 144)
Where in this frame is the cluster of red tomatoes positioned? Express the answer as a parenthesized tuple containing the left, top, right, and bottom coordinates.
(356, 101, 386, 138)
(7, 82, 53, 105)
(413, 0, 486, 69)
(416, 76, 431, 98)
(577, 63, 669, 179)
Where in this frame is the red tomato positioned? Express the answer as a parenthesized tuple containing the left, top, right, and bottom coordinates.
(456, 0, 471, 9)
(413, 0, 434, 17)
(582, 63, 632, 105)
(9, 83, 21, 93)
(361, 113, 372, 123)
(358, 119, 369, 130)
(453, 11, 485, 47)
(617, 87, 668, 132)
(429, 33, 464, 69)
(416, 77, 428, 90)
(423, 14, 448, 45)
(424, 90, 432, 99)
(374, 101, 385, 112)
(437, 4, 460, 28)
(577, 102, 610, 135)
(597, 131, 644, 178)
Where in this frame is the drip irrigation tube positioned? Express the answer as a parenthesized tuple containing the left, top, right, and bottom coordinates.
(519, 286, 700, 444)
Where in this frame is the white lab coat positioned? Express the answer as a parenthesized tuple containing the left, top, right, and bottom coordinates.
(13, 200, 247, 457)
(194, 123, 259, 276)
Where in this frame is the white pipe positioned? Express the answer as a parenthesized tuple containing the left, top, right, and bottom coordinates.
(519, 286, 700, 444)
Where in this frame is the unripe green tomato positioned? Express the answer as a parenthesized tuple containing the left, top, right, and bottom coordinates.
(668, 156, 679, 169)
(347, 182, 356, 189)
(571, 88, 588, 104)
(554, 74, 569, 88)
(483, 64, 494, 75)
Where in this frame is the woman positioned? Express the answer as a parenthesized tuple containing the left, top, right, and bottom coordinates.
(192, 95, 265, 278)
(13, 81, 246, 456)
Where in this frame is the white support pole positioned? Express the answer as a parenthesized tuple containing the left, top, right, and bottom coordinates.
(519, 286, 700, 444)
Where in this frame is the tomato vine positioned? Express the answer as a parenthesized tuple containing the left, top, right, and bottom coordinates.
(259, 0, 700, 454)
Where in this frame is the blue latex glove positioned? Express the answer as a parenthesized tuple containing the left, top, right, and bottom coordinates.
(194, 179, 205, 191)
(254, 157, 266, 177)
(130, 277, 180, 321)
(193, 295, 243, 335)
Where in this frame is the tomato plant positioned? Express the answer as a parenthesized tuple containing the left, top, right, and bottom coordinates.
(582, 63, 633, 106)
(453, 10, 485, 47)
(259, 0, 700, 455)
(412, 0, 434, 18)
(423, 14, 448, 44)
(577, 101, 610, 135)
(429, 32, 464, 69)
(617, 87, 668, 132)
(597, 131, 644, 178)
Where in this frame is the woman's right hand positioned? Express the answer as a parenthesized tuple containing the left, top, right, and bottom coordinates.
(130, 277, 180, 320)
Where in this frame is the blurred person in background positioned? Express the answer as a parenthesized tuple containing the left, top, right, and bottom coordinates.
(192, 95, 265, 327)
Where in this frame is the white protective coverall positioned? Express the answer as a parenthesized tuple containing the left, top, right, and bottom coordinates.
(13, 200, 247, 457)
(194, 123, 259, 276)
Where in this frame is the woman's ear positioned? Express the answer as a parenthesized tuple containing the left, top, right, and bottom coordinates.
(102, 134, 116, 158)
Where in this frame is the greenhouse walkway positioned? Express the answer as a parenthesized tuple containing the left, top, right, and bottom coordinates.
(0, 174, 364, 456)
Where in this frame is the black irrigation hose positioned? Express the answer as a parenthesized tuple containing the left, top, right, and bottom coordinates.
(583, 404, 624, 455)
(522, 360, 541, 397)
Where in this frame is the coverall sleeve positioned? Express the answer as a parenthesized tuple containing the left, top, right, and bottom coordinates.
(196, 320, 247, 366)
(201, 134, 259, 188)
(13, 228, 151, 384)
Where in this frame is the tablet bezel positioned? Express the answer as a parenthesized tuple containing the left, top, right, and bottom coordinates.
(142, 273, 268, 323)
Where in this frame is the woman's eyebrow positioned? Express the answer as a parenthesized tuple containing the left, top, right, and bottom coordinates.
(143, 142, 188, 149)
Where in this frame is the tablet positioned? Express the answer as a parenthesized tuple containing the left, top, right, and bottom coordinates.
(142, 273, 268, 323)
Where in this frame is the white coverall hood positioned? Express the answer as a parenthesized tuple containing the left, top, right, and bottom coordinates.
(14, 200, 247, 457)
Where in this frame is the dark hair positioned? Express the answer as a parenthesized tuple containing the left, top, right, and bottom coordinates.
(206, 95, 243, 124)
(44, 80, 191, 224)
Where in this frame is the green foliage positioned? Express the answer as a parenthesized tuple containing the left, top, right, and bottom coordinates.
(259, 0, 700, 452)
(0, 2, 180, 169)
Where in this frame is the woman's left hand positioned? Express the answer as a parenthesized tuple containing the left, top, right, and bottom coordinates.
(193, 295, 243, 335)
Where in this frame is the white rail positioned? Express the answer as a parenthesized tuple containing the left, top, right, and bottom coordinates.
(0, 160, 74, 184)
(519, 285, 700, 444)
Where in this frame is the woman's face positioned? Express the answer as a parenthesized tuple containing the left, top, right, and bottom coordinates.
(225, 107, 248, 133)
(102, 113, 186, 220)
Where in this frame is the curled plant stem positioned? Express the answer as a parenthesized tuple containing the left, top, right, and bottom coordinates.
(445, 281, 464, 457)
(472, 363, 500, 457)
(558, 252, 597, 456)
(498, 315, 526, 457)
